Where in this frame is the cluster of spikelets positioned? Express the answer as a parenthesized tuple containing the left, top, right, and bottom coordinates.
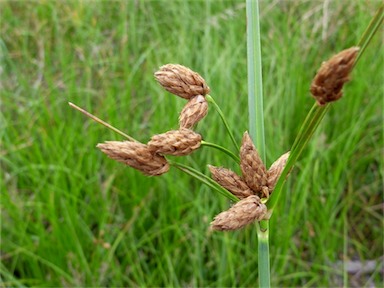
(97, 64, 210, 176)
(209, 132, 289, 231)
(96, 46, 359, 232)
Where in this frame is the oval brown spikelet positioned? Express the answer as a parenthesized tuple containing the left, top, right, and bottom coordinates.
(210, 195, 267, 231)
(148, 128, 202, 156)
(208, 165, 253, 200)
(310, 47, 359, 106)
(179, 95, 208, 129)
(154, 64, 210, 99)
(267, 151, 290, 194)
(240, 131, 267, 195)
(96, 141, 169, 176)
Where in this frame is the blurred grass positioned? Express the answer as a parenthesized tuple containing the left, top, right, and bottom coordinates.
(1, 1, 383, 287)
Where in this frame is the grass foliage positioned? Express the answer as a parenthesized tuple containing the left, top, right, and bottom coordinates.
(1, 1, 383, 287)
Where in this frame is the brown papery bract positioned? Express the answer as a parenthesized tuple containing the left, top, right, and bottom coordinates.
(154, 64, 210, 99)
(208, 165, 253, 200)
(267, 151, 290, 194)
(310, 47, 359, 106)
(210, 195, 268, 231)
(148, 128, 202, 156)
(97, 141, 169, 176)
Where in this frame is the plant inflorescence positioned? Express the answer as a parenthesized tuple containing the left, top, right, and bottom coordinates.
(71, 46, 359, 233)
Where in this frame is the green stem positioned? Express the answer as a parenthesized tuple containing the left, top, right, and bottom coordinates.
(354, 3, 383, 65)
(170, 161, 239, 202)
(246, 0, 269, 287)
(257, 220, 270, 288)
(246, 0, 265, 162)
(205, 95, 239, 151)
(290, 103, 318, 152)
(200, 141, 240, 163)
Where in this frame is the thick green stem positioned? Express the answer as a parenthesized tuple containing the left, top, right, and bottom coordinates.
(246, 0, 265, 162)
(246, 0, 269, 287)
(257, 220, 270, 288)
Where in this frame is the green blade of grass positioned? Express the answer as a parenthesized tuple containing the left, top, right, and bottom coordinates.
(6, 242, 73, 283)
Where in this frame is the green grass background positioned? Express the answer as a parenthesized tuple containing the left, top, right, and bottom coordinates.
(1, 1, 383, 287)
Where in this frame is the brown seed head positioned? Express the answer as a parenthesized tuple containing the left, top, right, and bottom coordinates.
(179, 95, 208, 129)
(154, 64, 210, 99)
(310, 47, 359, 106)
(148, 128, 202, 156)
(240, 132, 268, 196)
(210, 195, 268, 231)
(267, 151, 290, 193)
(96, 141, 169, 176)
(208, 165, 253, 200)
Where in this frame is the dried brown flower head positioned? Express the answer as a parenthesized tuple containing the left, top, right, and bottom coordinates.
(210, 195, 268, 231)
(208, 165, 253, 200)
(240, 132, 268, 197)
(310, 47, 359, 106)
(97, 141, 169, 176)
(154, 64, 210, 99)
(148, 128, 202, 156)
(267, 151, 290, 193)
(179, 95, 208, 129)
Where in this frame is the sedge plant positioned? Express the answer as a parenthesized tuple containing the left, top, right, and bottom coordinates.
(69, 2, 383, 287)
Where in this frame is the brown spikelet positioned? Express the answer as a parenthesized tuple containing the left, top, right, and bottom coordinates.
(310, 47, 359, 106)
(240, 132, 268, 196)
(154, 64, 210, 99)
(96, 141, 169, 176)
(208, 165, 253, 200)
(179, 95, 208, 129)
(210, 195, 267, 231)
(267, 151, 290, 193)
(148, 128, 202, 156)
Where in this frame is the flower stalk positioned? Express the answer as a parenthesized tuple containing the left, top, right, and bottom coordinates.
(205, 95, 239, 151)
(246, 0, 270, 286)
